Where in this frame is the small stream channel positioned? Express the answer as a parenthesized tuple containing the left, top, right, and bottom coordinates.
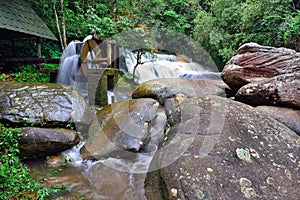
(26, 142, 152, 199)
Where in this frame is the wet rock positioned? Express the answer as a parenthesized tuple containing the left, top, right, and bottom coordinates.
(235, 72, 300, 109)
(132, 78, 230, 105)
(19, 127, 80, 159)
(221, 43, 300, 91)
(80, 98, 166, 160)
(145, 96, 300, 200)
(255, 106, 300, 136)
(0, 82, 90, 127)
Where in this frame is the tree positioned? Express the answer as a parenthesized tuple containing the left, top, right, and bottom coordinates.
(193, 0, 300, 69)
(26, 0, 299, 70)
(53, 2, 64, 50)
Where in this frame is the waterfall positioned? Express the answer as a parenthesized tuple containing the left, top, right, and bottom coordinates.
(57, 40, 221, 104)
(56, 39, 99, 99)
(56, 41, 82, 88)
(123, 49, 176, 73)
(122, 49, 220, 83)
(57, 41, 220, 88)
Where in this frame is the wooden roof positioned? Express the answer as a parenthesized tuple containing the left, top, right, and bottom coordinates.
(0, 0, 56, 40)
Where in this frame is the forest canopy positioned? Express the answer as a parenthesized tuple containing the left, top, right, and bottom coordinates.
(27, 0, 300, 69)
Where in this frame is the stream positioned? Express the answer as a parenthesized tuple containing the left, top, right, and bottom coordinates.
(26, 142, 152, 199)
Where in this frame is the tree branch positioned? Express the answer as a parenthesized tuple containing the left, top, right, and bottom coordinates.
(53, 3, 64, 51)
(60, 0, 67, 48)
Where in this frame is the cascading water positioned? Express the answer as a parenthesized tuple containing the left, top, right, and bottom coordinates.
(56, 40, 90, 99)
(53, 41, 156, 199)
(43, 142, 151, 199)
(57, 37, 102, 100)
(57, 41, 82, 88)
(57, 41, 220, 104)
(50, 39, 222, 199)
(122, 49, 221, 83)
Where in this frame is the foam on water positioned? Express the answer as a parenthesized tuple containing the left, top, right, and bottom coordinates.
(61, 141, 85, 167)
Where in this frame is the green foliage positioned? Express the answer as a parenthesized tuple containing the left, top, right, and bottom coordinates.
(42, 41, 61, 69)
(24, 0, 299, 70)
(0, 127, 36, 199)
(0, 73, 6, 81)
(117, 72, 139, 89)
(193, 0, 300, 69)
(282, 10, 300, 50)
(66, 123, 75, 130)
(11, 65, 50, 83)
(0, 124, 65, 199)
(62, 155, 72, 166)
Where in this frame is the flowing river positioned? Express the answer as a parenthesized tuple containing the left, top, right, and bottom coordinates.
(27, 142, 152, 199)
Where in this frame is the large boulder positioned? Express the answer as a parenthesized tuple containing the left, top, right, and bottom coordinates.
(132, 78, 231, 105)
(0, 82, 90, 127)
(19, 127, 80, 159)
(221, 43, 300, 91)
(80, 98, 166, 160)
(145, 96, 300, 199)
(235, 72, 300, 109)
(255, 106, 300, 136)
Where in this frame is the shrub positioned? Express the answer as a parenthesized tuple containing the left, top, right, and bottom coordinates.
(11, 65, 50, 83)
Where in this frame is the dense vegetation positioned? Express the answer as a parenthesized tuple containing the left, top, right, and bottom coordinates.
(0, 0, 298, 70)
(0, 124, 65, 199)
(25, 0, 299, 69)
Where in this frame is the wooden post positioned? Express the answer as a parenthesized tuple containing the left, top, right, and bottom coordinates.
(36, 37, 42, 68)
(107, 42, 112, 66)
(113, 43, 119, 69)
(36, 37, 42, 58)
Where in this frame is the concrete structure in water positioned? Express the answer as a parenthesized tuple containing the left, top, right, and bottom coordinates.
(88, 68, 118, 107)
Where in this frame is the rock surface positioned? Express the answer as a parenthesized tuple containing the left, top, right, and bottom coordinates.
(19, 127, 80, 159)
(255, 106, 300, 136)
(235, 72, 300, 109)
(221, 43, 300, 91)
(0, 82, 90, 127)
(80, 98, 166, 160)
(132, 78, 231, 105)
(145, 96, 300, 200)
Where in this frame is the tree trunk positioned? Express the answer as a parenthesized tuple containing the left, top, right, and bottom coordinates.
(53, 3, 64, 51)
(60, 0, 67, 49)
(132, 50, 145, 83)
(113, 0, 117, 22)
